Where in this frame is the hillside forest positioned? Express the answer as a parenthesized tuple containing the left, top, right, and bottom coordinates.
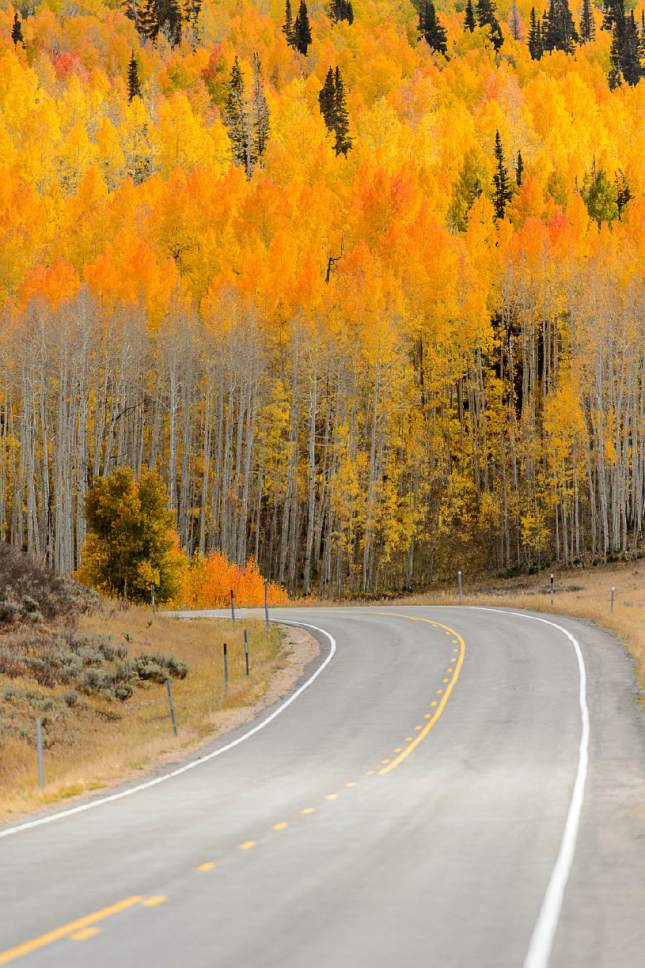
(0, 0, 643, 597)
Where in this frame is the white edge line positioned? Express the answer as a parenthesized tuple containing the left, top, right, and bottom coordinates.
(470, 606, 589, 968)
(0, 620, 336, 841)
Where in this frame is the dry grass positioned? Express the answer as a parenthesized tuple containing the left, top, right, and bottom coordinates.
(381, 559, 645, 690)
(0, 606, 299, 820)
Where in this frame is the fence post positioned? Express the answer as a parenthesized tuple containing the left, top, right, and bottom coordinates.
(35, 717, 45, 791)
(457, 570, 463, 602)
(610, 586, 615, 611)
(549, 573, 555, 607)
(223, 642, 229, 694)
(264, 579, 269, 628)
(165, 679, 178, 736)
(243, 629, 250, 676)
(230, 589, 236, 622)
(150, 583, 156, 610)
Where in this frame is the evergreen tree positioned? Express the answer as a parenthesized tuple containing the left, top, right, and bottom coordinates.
(601, 0, 623, 31)
(251, 53, 270, 166)
(608, 20, 624, 86)
(476, 0, 504, 50)
(318, 67, 336, 130)
(608, 9, 643, 87)
(318, 67, 352, 156)
(184, 0, 202, 49)
(448, 150, 483, 230)
(515, 150, 524, 186)
(128, 51, 142, 102)
(293, 1, 312, 55)
(542, 0, 578, 54)
(223, 57, 251, 174)
(165, 0, 183, 47)
(492, 130, 513, 219)
(11, 12, 25, 47)
(282, 0, 295, 47)
(528, 7, 544, 58)
(138, 0, 160, 41)
(419, 1, 448, 56)
(333, 66, 352, 155)
(579, 0, 595, 42)
(464, 0, 476, 31)
(329, 0, 354, 24)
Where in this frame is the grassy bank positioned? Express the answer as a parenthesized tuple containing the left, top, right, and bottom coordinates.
(0, 607, 295, 819)
(389, 559, 645, 691)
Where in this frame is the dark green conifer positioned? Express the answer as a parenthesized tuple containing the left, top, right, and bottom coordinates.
(601, 0, 623, 31)
(318, 67, 336, 130)
(528, 7, 544, 58)
(579, 0, 595, 42)
(329, 0, 354, 24)
(251, 53, 270, 165)
(492, 130, 513, 220)
(419, 1, 448, 56)
(223, 57, 250, 173)
(293, 1, 312, 55)
(542, 0, 578, 54)
(464, 0, 476, 32)
(333, 66, 352, 155)
(476, 0, 504, 50)
(128, 50, 142, 102)
(11, 11, 24, 47)
(615, 169, 632, 217)
(282, 0, 295, 46)
(448, 150, 483, 230)
(165, 0, 182, 47)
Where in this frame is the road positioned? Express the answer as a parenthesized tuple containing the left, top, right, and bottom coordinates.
(1, 606, 644, 967)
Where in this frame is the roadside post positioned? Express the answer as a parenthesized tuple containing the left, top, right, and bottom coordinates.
(150, 583, 156, 610)
(35, 717, 45, 791)
(223, 642, 229, 694)
(611, 586, 615, 611)
(264, 579, 270, 627)
(549, 573, 555, 607)
(230, 589, 236, 622)
(457, 570, 463, 602)
(165, 679, 178, 736)
(243, 629, 250, 676)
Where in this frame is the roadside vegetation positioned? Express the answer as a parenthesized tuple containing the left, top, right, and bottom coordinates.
(0, 544, 287, 819)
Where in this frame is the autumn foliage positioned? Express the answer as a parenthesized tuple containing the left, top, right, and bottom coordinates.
(179, 554, 289, 609)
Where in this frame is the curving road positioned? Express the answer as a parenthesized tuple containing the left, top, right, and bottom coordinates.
(1, 606, 644, 968)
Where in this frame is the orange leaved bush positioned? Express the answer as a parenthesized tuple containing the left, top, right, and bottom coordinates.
(178, 553, 288, 609)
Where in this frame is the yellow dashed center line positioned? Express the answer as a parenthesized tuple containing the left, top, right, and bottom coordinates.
(301, 806, 316, 814)
(142, 896, 167, 907)
(195, 862, 216, 872)
(365, 770, 376, 776)
(394, 747, 403, 752)
(69, 928, 100, 942)
(405, 736, 413, 742)
(376, 615, 466, 775)
(273, 822, 289, 831)
(239, 841, 256, 850)
(324, 793, 338, 800)
(345, 781, 357, 788)
(431, 700, 438, 707)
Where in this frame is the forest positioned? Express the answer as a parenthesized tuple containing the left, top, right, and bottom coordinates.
(0, 0, 643, 596)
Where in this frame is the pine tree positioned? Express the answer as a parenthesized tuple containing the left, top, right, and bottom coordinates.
(251, 53, 270, 166)
(184, 0, 202, 49)
(492, 130, 513, 219)
(579, 0, 595, 42)
(608, 20, 624, 86)
(165, 0, 183, 47)
(602, 0, 623, 32)
(581, 163, 619, 225)
(318, 67, 336, 130)
(465, 0, 476, 31)
(333, 66, 352, 155)
(318, 67, 352, 156)
(515, 150, 524, 186)
(528, 8, 544, 58)
(11, 11, 24, 47)
(543, 0, 578, 54)
(282, 0, 295, 47)
(138, 0, 160, 41)
(293, 1, 313, 55)
(476, 0, 504, 50)
(419, 1, 448, 56)
(329, 0, 354, 24)
(128, 51, 142, 102)
(608, 9, 643, 87)
(510, 1, 522, 40)
(223, 57, 251, 174)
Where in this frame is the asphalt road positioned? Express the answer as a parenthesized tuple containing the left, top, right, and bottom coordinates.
(1, 606, 644, 968)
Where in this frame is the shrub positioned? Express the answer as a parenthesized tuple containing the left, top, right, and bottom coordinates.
(114, 683, 134, 701)
(62, 690, 79, 708)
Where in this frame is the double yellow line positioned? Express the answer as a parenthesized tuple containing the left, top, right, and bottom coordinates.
(378, 614, 466, 775)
